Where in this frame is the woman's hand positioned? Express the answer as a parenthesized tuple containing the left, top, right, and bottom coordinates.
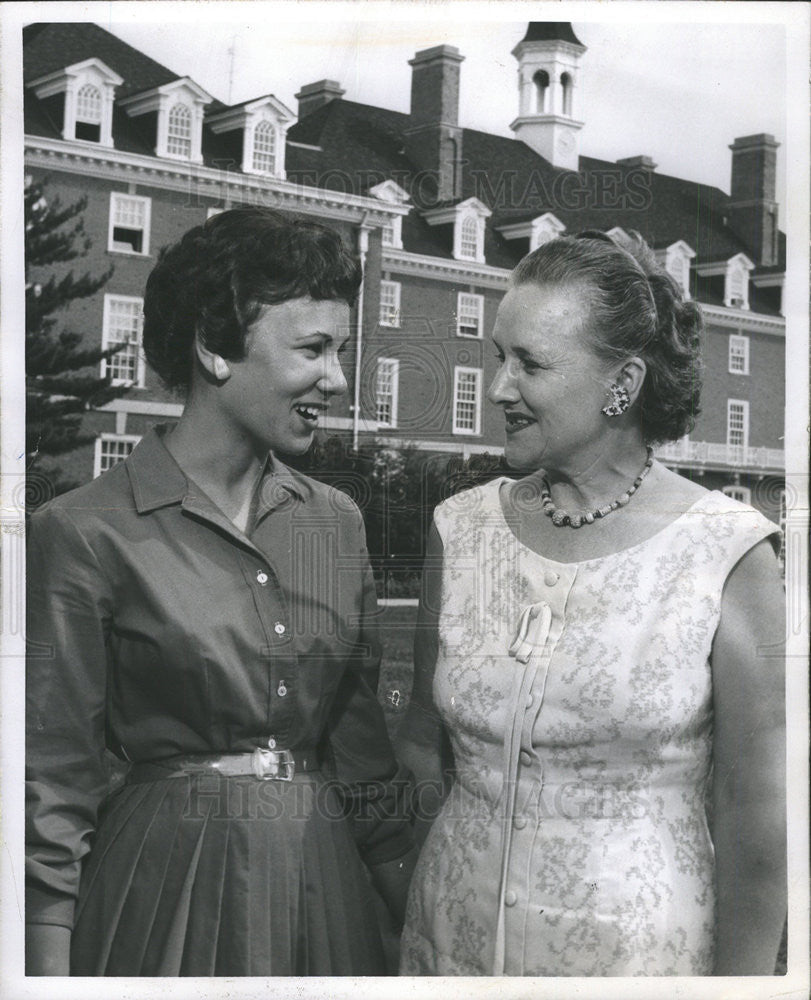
(711, 538, 786, 975)
(26, 924, 71, 976)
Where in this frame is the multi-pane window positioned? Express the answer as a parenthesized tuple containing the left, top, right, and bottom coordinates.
(167, 103, 192, 158)
(453, 367, 482, 434)
(375, 358, 399, 427)
(728, 334, 750, 375)
(252, 120, 277, 174)
(725, 263, 749, 309)
(379, 281, 401, 327)
(459, 216, 480, 260)
(109, 193, 151, 254)
(102, 295, 145, 386)
(722, 485, 752, 504)
(94, 434, 141, 478)
(457, 292, 484, 338)
(75, 84, 102, 142)
(726, 399, 749, 453)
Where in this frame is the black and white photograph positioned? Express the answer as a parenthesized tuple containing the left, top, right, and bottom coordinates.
(1, 2, 808, 998)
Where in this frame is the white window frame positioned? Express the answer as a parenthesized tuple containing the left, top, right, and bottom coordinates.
(458, 214, 481, 262)
(101, 294, 146, 387)
(108, 193, 152, 256)
(375, 357, 399, 428)
(251, 119, 278, 175)
(728, 334, 750, 375)
(726, 398, 749, 452)
(724, 254, 753, 310)
(722, 484, 752, 504)
(456, 292, 484, 339)
(166, 102, 193, 159)
(452, 366, 482, 435)
(93, 433, 141, 478)
(379, 281, 401, 328)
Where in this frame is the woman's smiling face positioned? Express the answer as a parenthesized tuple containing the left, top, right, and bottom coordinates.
(488, 281, 614, 473)
(215, 296, 350, 455)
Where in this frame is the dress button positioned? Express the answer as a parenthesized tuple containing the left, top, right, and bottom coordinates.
(544, 571, 559, 587)
(504, 890, 517, 907)
(268, 737, 277, 749)
(257, 571, 269, 585)
(277, 680, 287, 697)
(519, 750, 532, 766)
(526, 692, 534, 708)
(513, 815, 527, 830)
(274, 622, 286, 635)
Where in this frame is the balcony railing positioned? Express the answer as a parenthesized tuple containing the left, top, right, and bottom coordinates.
(656, 439, 784, 472)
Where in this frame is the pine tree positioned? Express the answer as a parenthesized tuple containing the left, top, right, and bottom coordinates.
(25, 176, 127, 507)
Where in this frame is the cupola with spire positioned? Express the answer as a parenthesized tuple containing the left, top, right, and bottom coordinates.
(510, 22, 586, 171)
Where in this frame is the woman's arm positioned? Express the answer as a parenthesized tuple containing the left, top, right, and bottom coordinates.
(711, 538, 786, 975)
(394, 520, 451, 847)
(26, 507, 113, 974)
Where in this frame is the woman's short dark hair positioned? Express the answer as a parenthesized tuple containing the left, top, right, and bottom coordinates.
(143, 206, 362, 390)
(511, 230, 703, 444)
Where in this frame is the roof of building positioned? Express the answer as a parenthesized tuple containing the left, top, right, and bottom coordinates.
(521, 22, 585, 47)
(22, 21, 786, 278)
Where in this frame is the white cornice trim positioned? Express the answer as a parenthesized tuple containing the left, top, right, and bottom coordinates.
(24, 135, 408, 224)
(382, 248, 511, 289)
(374, 435, 505, 456)
(700, 303, 784, 334)
(751, 273, 785, 288)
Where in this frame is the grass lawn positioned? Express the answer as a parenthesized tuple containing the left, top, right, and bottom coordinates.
(374, 603, 418, 744)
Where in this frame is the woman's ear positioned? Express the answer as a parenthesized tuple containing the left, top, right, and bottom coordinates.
(195, 336, 231, 381)
(614, 356, 646, 405)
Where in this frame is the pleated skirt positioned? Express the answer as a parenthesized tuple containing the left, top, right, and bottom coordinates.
(70, 771, 387, 976)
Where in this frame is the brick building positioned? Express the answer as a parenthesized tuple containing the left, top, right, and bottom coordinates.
(23, 21, 786, 527)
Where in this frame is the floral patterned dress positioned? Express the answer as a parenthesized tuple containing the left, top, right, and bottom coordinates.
(400, 481, 779, 976)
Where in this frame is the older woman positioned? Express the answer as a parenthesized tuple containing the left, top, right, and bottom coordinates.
(398, 231, 786, 976)
(26, 207, 415, 976)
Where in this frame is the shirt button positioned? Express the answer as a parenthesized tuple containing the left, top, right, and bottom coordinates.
(277, 680, 287, 697)
(274, 622, 286, 635)
(268, 737, 277, 749)
(257, 571, 269, 585)
(519, 750, 532, 767)
(504, 890, 517, 907)
(514, 815, 527, 830)
(544, 571, 559, 587)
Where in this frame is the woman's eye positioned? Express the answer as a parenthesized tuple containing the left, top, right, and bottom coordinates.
(521, 360, 541, 373)
(301, 344, 323, 357)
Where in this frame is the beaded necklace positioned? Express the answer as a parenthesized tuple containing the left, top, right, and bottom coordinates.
(541, 447, 654, 529)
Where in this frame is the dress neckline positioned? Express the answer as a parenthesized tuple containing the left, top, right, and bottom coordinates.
(491, 476, 719, 568)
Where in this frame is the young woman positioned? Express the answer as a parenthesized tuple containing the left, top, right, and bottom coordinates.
(26, 207, 415, 976)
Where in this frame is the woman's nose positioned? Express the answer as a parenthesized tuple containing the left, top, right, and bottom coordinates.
(319, 353, 348, 396)
(488, 361, 519, 405)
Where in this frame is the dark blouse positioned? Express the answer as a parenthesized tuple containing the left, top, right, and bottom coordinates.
(26, 428, 412, 929)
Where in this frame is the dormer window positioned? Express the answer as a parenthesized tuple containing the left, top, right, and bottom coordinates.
(724, 253, 754, 310)
(120, 78, 213, 163)
(75, 84, 102, 141)
(206, 96, 294, 178)
(167, 103, 192, 158)
(252, 120, 277, 173)
(655, 241, 696, 298)
(369, 180, 410, 251)
(27, 58, 122, 147)
(423, 197, 491, 264)
(496, 212, 565, 251)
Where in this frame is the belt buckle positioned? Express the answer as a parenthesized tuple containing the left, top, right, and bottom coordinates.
(252, 747, 295, 781)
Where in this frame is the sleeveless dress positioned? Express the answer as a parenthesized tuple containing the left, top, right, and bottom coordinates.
(400, 482, 779, 976)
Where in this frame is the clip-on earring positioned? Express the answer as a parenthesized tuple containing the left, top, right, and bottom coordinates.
(601, 383, 630, 417)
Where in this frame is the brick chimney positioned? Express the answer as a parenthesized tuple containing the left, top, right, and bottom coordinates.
(404, 45, 464, 203)
(727, 134, 780, 267)
(295, 80, 345, 119)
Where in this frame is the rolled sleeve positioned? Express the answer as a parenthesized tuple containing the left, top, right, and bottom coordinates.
(325, 509, 414, 866)
(26, 507, 112, 929)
